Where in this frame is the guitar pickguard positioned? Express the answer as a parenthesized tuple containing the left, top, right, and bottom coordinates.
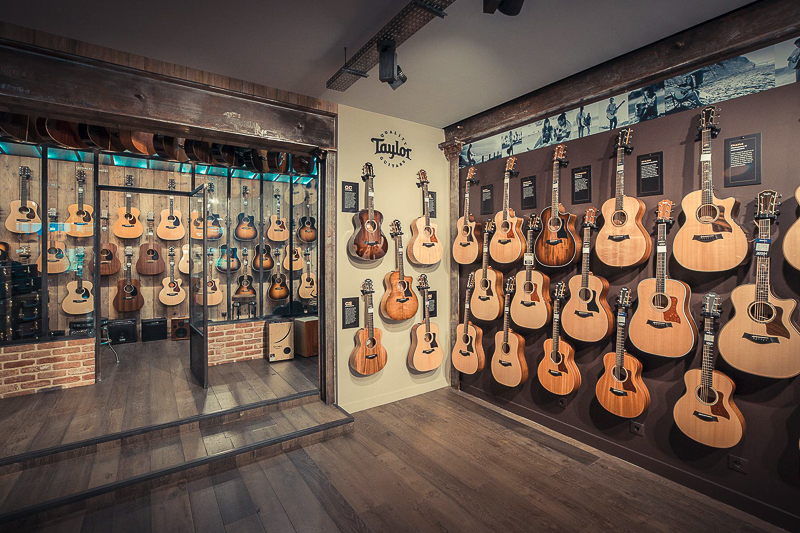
(664, 296, 680, 323)
(711, 206, 733, 233)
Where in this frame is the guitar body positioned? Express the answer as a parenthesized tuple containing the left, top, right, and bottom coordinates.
(718, 284, 800, 378)
(136, 243, 165, 275)
(489, 211, 525, 263)
(61, 281, 94, 315)
(595, 196, 651, 267)
(216, 248, 242, 273)
(252, 244, 274, 271)
(452, 216, 483, 264)
(282, 249, 304, 272)
(90, 243, 121, 275)
(451, 323, 485, 374)
(115, 130, 155, 155)
(534, 206, 580, 267)
(673, 369, 745, 448)
(234, 275, 257, 298)
(112, 279, 144, 312)
(5, 199, 42, 234)
(407, 217, 443, 266)
(629, 278, 696, 358)
(195, 279, 223, 306)
(178, 245, 190, 275)
(234, 213, 258, 241)
(673, 191, 749, 272)
(784, 186, 800, 270)
(380, 271, 419, 321)
(37, 241, 69, 274)
(491, 331, 528, 387)
(268, 274, 290, 300)
(510, 269, 551, 330)
(538, 337, 580, 395)
(112, 207, 143, 239)
(65, 204, 94, 238)
(156, 209, 185, 240)
(407, 323, 444, 372)
(349, 328, 388, 375)
(298, 273, 317, 300)
(470, 267, 504, 321)
(350, 210, 388, 260)
(595, 352, 651, 418)
(159, 278, 186, 306)
(561, 274, 614, 342)
(298, 217, 317, 243)
(267, 215, 290, 242)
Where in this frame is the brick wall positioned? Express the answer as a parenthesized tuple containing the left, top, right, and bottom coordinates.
(0, 338, 95, 399)
(208, 320, 266, 366)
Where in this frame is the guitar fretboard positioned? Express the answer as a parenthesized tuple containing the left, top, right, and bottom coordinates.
(700, 315, 716, 398)
(365, 293, 374, 339)
(525, 226, 535, 282)
(551, 299, 561, 361)
(503, 293, 511, 345)
(614, 146, 625, 213)
(614, 308, 628, 374)
(421, 182, 431, 227)
(700, 127, 714, 207)
(580, 226, 591, 289)
(463, 287, 473, 337)
(502, 172, 510, 222)
(655, 222, 668, 294)
(755, 217, 771, 305)
(367, 177, 375, 222)
(550, 160, 560, 223)
(395, 234, 405, 280)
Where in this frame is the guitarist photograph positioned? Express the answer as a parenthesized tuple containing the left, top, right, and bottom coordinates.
(789, 37, 800, 82)
(605, 97, 624, 130)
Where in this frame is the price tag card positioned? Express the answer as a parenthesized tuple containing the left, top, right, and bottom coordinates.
(656, 244, 667, 254)
(342, 297, 359, 329)
(754, 238, 771, 257)
(704, 333, 715, 346)
(523, 253, 535, 266)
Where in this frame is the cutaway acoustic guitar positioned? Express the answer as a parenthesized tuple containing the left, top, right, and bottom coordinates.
(349, 163, 387, 260)
(535, 144, 580, 267)
(380, 220, 419, 321)
(407, 170, 443, 266)
(489, 157, 525, 263)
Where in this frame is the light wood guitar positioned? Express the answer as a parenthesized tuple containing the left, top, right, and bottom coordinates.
(595, 128, 650, 267)
(673, 106, 749, 272)
(511, 213, 551, 330)
(408, 274, 444, 372)
(112, 175, 143, 239)
(37, 208, 69, 274)
(470, 221, 504, 321)
(194, 249, 223, 306)
(535, 145, 580, 267)
(489, 157, 526, 263)
(267, 191, 290, 242)
(298, 249, 317, 300)
(719, 190, 800, 378)
(350, 279, 388, 375)
(88, 211, 121, 276)
(380, 220, 419, 321)
(407, 170, 443, 266)
(178, 244, 190, 275)
(282, 245, 305, 272)
(5, 166, 42, 235)
(61, 247, 94, 315)
(561, 208, 614, 343)
(595, 287, 651, 418)
(538, 282, 580, 396)
(492, 277, 528, 387)
(156, 179, 185, 241)
(674, 293, 745, 448)
(349, 163, 388, 260)
(112, 246, 144, 312)
(783, 185, 800, 270)
(65, 170, 94, 238)
(452, 168, 483, 265)
(629, 200, 697, 358)
(452, 272, 486, 375)
(159, 247, 186, 306)
(190, 183, 223, 241)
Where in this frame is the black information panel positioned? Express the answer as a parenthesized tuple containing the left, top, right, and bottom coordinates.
(342, 297, 359, 329)
(428, 191, 437, 219)
(341, 181, 359, 213)
(480, 184, 494, 215)
(426, 290, 437, 318)
(571, 166, 592, 204)
(724, 133, 761, 187)
(520, 176, 536, 210)
(637, 152, 664, 197)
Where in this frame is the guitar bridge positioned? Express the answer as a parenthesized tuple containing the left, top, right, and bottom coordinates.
(646, 320, 672, 329)
(422, 243, 435, 248)
(499, 360, 512, 367)
(608, 235, 630, 242)
(459, 242, 471, 247)
(458, 350, 471, 356)
(546, 239, 563, 245)
(692, 234, 722, 243)
(743, 333, 779, 344)
(396, 298, 409, 303)
(521, 301, 536, 307)
(574, 311, 593, 318)
(422, 349, 435, 354)
(693, 411, 718, 422)
(548, 369, 562, 376)
(498, 239, 511, 244)
(365, 354, 377, 360)
(365, 241, 380, 246)
(609, 388, 628, 396)
(478, 296, 490, 301)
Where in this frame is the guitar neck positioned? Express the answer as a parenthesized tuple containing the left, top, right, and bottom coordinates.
(755, 218, 771, 303)
(701, 128, 714, 206)
(396, 235, 405, 279)
(126, 193, 132, 214)
(367, 177, 375, 221)
(701, 315, 715, 396)
(615, 146, 625, 212)
(126, 259, 132, 285)
(503, 294, 511, 345)
(463, 185, 470, 219)
(525, 227, 535, 280)
(422, 183, 431, 227)
(615, 309, 628, 372)
(655, 222, 667, 292)
(366, 293, 374, 338)
(580, 226, 591, 288)
(20, 174, 27, 207)
(502, 173, 510, 221)
(77, 186, 84, 211)
(552, 299, 561, 354)
(169, 196, 174, 217)
(481, 239, 490, 278)
(463, 288, 473, 334)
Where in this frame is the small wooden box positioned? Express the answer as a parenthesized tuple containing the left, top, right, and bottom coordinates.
(266, 320, 294, 362)
(293, 317, 319, 357)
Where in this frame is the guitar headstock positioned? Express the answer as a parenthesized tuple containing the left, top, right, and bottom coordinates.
(416, 170, 429, 188)
(582, 207, 598, 229)
(101, 209, 109, 221)
(124, 175, 134, 187)
(168, 246, 175, 257)
(528, 213, 541, 232)
(701, 292, 722, 319)
(485, 219, 496, 237)
(390, 219, 403, 237)
(303, 248, 310, 259)
(656, 199, 675, 225)
(19, 166, 31, 180)
(615, 287, 631, 309)
(168, 178, 176, 191)
(361, 278, 375, 295)
(616, 128, 633, 155)
(242, 247, 249, 257)
(553, 281, 566, 301)
(76, 170, 86, 184)
(466, 272, 475, 291)
(699, 106, 721, 137)
(417, 274, 430, 292)
(272, 247, 281, 259)
(208, 182, 216, 194)
(755, 190, 780, 220)
(48, 207, 58, 221)
(553, 144, 568, 167)
(76, 246, 85, 262)
(505, 276, 516, 294)
(361, 163, 375, 182)
(505, 156, 517, 174)
(124, 246, 134, 259)
(465, 167, 478, 185)
(242, 185, 249, 197)
(147, 212, 155, 223)
(206, 247, 215, 259)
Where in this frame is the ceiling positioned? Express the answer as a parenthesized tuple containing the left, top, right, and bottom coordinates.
(1, 0, 754, 128)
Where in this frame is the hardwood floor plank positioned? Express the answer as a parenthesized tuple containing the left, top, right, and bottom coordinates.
(186, 475, 225, 533)
(237, 462, 297, 533)
(79, 504, 115, 533)
(224, 514, 266, 533)
(111, 492, 152, 533)
(150, 483, 195, 533)
(87, 447, 122, 489)
(210, 464, 259, 526)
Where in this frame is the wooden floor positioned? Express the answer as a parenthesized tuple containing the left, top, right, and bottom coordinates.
(25, 388, 784, 533)
(0, 340, 318, 461)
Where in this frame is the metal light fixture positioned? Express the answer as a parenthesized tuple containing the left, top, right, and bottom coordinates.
(389, 66, 408, 90)
(483, 0, 525, 16)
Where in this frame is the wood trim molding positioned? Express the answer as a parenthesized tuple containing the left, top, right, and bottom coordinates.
(322, 150, 338, 404)
(440, 139, 463, 389)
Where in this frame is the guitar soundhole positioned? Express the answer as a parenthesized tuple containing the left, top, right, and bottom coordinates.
(364, 220, 377, 233)
(147, 249, 156, 258)
(480, 278, 490, 291)
(694, 385, 718, 405)
(650, 293, 670, 311)
(611, 210, 627, 226)
(124, 285, 135, 295)
(547, 217, 562, 233)
(423, 227, 434, 238)
(747, 301, 775, 324)
(549, 351, 563, 365)
(366, 337, 376, 349)
(101, 250, 111, 261)
(523, 281, 535, 294)
(501, 342, 511, 355)
(424, 333, 433, 343)
(611, 366, 628, 383)
(696, 204, 719, 224)
(460, 225, 470, 236)
(461, 334, 471, 345)
(397, 280, 408, 292)
(578, 288, 592, 302)
(499, 221, 511, 233)
(124, 213, 135, 222)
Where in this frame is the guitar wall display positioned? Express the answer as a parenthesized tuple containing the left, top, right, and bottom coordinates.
(380, 220, 419, 321)
(350, 162, 388, 260)
(407, 274, 444, 373)
(535, 144, 580, 267)
(452, 167, 482, 265)
(452, 272, 485, 375)
(350, 279, 388, 376)
(489, 157, 525, 263)
(407, 170, 443, 266)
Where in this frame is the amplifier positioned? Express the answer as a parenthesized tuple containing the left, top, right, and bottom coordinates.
(142, 318, 167, 342)
(108, 319, 137, 344)
(267, 320, 294, 362)
(171, 317, 190, 340)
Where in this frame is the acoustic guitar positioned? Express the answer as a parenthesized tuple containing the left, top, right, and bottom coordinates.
(595, 287, 651, 418)
(349, 279, 388, 375)
(298, 249, 317, 300)
(268, 249, 290, 300)
(269, 152, 291, 173)
(210, 143, 240, 167)
(595, 128, 651, 267)
(5, 166, 42, 235)
(194, 249, 223, 306)
(489, 157, 526, 263)
(629, 200, 697, 358)
(452, 167, 483, 265)
(0, 241, 9, 263)
(178, 244, 191, 275)
(190, 183, 223, 241)
(153, 135, 188, 162)
(783, 185, 800, 271)
(719, 190, 800, 378)
(183, 139, 213, 165)
(561, 208, 614, 343)
(0, 112, 41, 143)
(538, 282, 581, 396)
(452, 272, 486, 375)
(380, 219, 419, 321)
(112, 247, 145, 313)
(112, 175, 144, 239)
(672, 106, 749, 272)
(252, 243, 274, 273)
(535, 144, 580, 267)
(234, 185, 258, 241)
(216, 245, 242, 273)
(114, 130, 156, 155)
(241, 148, 269, 173)
(65, 170, 94, 238)
(350, 163, 388, 260)
(266, 192, 289, 242)
(510, 214, 551, 330)
(234, 248, 257, 300)
(407, 170, 443, 266)
(136, 213, 165, 276)
(282, 246, 305, 272)
(37, 208, 69, 275)
(156, 179, 185, 241)
(674, 292, 746, 448)
(297, 191, 317, 243)
(35, 118, 87, 149)
(61, 247, 94, 315)
(408, 274, 444, 372)
(158, 247, 186, 306)
(292, 180, 319, 207)
(89, 211, 121, 276)
(470, 221, 504, 322)
(491, 277, 528, 387)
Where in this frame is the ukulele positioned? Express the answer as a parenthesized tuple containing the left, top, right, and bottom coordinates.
(510, 214, 552, 330)
(629, 200, 697, 358)
(61, 247, 94, 315)
(194, 249, 223, 306)
(783, 185, 800, 270)
(234, 185, 258, 241)
(112, 246, 145, 312)
(37, 208, 70, 274)
(451, 272, 486, 375)
(491, 277, 528, 387)
(5, 166, 42, 235)
(489, 157, 526, 263)
(178, 244, 191, 275)
(190, 183, 223, 240)
(535, 144, 580, 267)
(234, 248, 257, 300)
(89, 210, 121, 275)
(380, 219, 419, 321)
(65, 170, 94, 238)
(407, 274, 444, 372)
(719, 190, 800, 378)
(538, 282, 581, 396)
(268, 249, 290, 300)
(470, 220, 504, 321)
(595, 128, 651, 267)
(561, 208, 614, 343)
(216, 245, 242, 273)
(349, 279, 388, 375)
(350, 163, 388, 260)
(252, 243, 274, 272)
(407, 170, 443, 266)
(282, 245, 305, 272)
(298, 191, 318, 243)
(674, 292, 746, 448)
(136, 213, 165, 276)
(156, 179, 185, 241)
(452, 167, 483, 264)
(298, 249, 317, 300)
(672, 106, 749, 272)
(112, 175, 144, 239)
(158, 247, 187, 306)
(267, 192, 289, 242)
(595, 287, 651, 418)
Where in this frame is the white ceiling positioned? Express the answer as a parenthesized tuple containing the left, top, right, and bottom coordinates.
(2, 0, 754, 128)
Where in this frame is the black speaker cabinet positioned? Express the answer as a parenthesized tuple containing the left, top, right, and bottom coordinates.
(142, 318, 168, 342)
(171, 317, 190, 341)
(107, 319, 137, 344)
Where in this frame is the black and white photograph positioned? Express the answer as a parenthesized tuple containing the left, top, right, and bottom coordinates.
(573, 101, 601, 138)
(775, 37, 800, 87)
(601, 94, 628, 132)
(628, 82, 665, 124)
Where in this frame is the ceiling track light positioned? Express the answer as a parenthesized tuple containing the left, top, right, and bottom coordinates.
(484, 0, 525, 16)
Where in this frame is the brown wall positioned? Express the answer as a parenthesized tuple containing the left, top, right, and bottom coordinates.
(458, 82, 800, 530)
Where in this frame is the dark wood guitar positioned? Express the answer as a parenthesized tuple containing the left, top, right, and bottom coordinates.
(234, 248, 257, 300)
(350, 162, 388, 260)
(470, 221, 504, 321)
(136, 213, 165, 276)
(153, 135, 188, 162)
(538, 282, 580, 396)
(216, 245, 242, 273)
(489, 157, 526, 263)
(535, 144, 580, 267)
(268, 152, 291, 173)
(0, 113, 41, 143)
(89, 210, 121, 275)
(114, 130, 156, 155)
(252, 243, 274, 272)
(77, 123, 113, 150)
(211, 143, 239, 166)
(242, 149, 269, 173)
(35, 118, 87, 149)
(451, 272, 486, 375)
(268, 249, 290, 300)
(5, 166, 42, 235)
(350, 279, 388, 375)
(113, 246, 145, 312)
(234, 185, 258, 241)
(380, 220, 419, 321)
(452, 167, 483, 264)
(491, 277, 528, 387)
(183, 139, 213, 164)
(407, 275, 444, 373)
(298, 191, 317, 243)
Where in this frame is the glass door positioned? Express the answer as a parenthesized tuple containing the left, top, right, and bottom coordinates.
(189, 183, 208, 387)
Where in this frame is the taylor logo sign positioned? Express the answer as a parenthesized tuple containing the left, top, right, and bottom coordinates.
(371, 130, 412, 168)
